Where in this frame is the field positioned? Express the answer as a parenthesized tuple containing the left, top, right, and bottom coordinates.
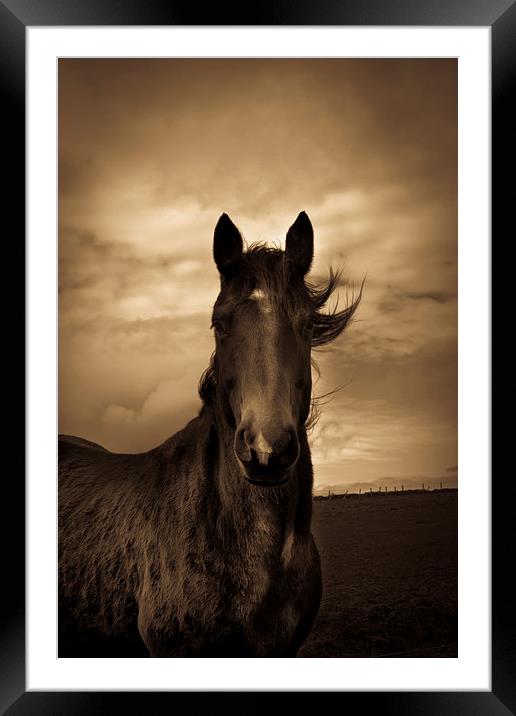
(299, 490, 458, 658)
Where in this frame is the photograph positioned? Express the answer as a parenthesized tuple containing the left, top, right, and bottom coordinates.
(57, 58, 458, 659)
(0, 0, 504, 706)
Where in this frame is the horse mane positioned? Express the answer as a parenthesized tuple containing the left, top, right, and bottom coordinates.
(198, 244, 362, 411)
(198, 353, 217, 407)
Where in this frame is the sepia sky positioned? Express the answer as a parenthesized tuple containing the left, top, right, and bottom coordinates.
(58, 59, 457, 492)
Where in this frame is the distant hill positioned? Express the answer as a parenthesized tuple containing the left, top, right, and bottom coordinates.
(314, 487, 457, 500)
(313, 474, 457, 497)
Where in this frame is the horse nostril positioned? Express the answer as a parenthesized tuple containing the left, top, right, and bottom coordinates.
(279, 429, 299, 466)
(283, 429, 297, 450)
(235, 427, 252, 462)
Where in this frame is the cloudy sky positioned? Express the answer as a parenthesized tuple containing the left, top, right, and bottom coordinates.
(58, 59, 457, 492)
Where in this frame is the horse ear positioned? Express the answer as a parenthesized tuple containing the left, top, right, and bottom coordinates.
(213, 213, 243, 279)
(285, 211, 314, 275)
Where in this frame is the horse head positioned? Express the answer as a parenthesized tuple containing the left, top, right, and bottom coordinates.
(208, 212, 360, 488)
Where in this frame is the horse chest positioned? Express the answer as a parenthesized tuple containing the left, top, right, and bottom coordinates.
(139, 530, 318, 656)
(182, 531, 285, 619)
(175, 566, 304, 656)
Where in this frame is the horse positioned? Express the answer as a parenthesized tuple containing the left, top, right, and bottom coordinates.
(58, 211, 361, 657)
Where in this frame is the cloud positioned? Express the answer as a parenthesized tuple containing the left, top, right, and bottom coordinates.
(103, 378, 197, 425)
(310, 397, 455, 465)
(100, 378, 202, 451)
(378, 289, 454, 315)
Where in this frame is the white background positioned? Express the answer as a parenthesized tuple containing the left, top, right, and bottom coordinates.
(27, 27, 490, 691)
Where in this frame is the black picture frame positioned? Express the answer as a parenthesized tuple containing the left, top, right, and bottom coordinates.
(3, 0, 511, 713)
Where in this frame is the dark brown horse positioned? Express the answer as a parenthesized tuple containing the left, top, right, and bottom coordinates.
(58, 212, 360, 657)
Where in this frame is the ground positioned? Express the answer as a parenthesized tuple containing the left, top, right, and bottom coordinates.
(299, 490, 457, 658)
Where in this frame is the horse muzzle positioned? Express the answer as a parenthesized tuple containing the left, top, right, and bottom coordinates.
(234, 424, 300, 486)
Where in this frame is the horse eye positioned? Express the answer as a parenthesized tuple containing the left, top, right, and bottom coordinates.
(211, 320, 226, 336)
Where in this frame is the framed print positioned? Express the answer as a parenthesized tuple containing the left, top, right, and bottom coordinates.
(3, 0, 512, 712)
